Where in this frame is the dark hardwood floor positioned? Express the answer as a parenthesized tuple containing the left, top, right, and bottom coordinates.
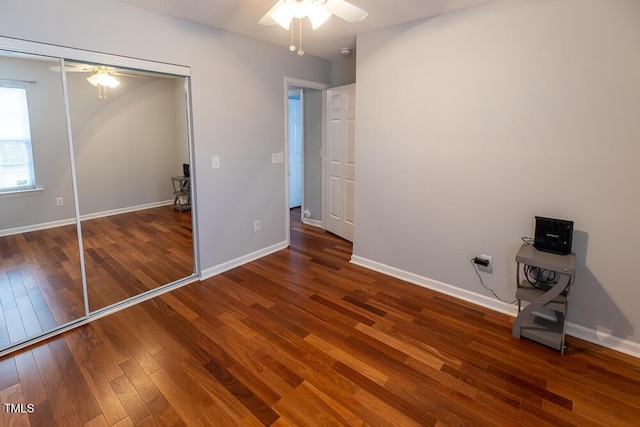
(1, 208, 639, 426)
(0, 206, 193, 348)
(82, 207, 193, 311)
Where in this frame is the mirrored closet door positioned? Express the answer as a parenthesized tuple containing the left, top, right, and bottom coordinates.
(63, 61, 194, 312)
(0, 51, 84, 348)
(0, 38, 197, 355)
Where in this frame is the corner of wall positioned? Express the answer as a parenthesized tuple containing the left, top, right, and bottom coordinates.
(331, 55, 356, 86)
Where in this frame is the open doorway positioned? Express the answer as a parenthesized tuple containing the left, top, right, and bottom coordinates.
(288, 87, 323, 227)
(288, 89, 303, 209)
(284, 78, 330, 245)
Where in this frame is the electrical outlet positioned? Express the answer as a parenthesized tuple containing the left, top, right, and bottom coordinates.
(477, 254, 492, 273)
(56, 197, 64, 207)
(254, 220, 261, 232)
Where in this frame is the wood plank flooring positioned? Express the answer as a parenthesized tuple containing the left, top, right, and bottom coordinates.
(1, 208, 639, 426)
(82, 206, 194, 312)
(0, 206, 193, 348)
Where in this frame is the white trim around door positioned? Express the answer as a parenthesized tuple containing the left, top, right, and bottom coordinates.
(283, 77, 330, 246)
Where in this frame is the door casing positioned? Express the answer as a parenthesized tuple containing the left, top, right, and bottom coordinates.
(283, 77, 330, 246)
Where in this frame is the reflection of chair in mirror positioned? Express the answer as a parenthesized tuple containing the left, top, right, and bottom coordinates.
(172, 176, 190, 211)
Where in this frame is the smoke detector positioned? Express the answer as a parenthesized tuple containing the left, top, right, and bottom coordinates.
(339, 48, 352, 56)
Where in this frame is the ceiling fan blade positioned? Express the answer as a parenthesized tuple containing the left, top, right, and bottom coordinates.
(258, 0, 283, 26)
(111, 72, 149, 79)
(48, 64, 95, 73)
(325, 0, 368, 23)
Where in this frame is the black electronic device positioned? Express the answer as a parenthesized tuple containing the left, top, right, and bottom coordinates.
(534, 216, 573, 255)
(183, 163, 190, 178)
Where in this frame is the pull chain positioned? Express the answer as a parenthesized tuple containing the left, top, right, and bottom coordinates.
(298, 18, 304, 56)
(98, 85, 108, 99)
(289, 20, 296, 52)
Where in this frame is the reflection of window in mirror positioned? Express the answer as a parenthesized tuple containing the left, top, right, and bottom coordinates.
(0, 86, 36, 192)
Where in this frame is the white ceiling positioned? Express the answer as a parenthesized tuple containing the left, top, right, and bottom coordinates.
(116, 0, 496, 61)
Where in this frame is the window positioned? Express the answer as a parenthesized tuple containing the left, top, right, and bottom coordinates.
(0, 86, 36, 192)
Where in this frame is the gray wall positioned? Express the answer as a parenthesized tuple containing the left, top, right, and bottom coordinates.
(303, 89, 323, 222)
(331, 55, 356, 86)
(0, 0, 331, 270)
(67, 73, 181, 215)
(354, 0, 640, 350)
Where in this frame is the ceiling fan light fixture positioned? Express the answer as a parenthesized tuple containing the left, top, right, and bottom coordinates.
(270, 3, 294, 30)
(307, 4, 332, 29)
(291, 1, 308, 19)
(269, 0, 332, 30)
(260, 0, 368, 56)
(87, 70, 120, 88)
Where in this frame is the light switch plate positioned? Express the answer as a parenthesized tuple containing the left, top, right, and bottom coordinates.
(271, 152, 284, 164)
(211, 156, 220, 170)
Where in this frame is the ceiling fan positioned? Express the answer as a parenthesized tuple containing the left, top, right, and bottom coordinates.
(259, 0, 368, 56)
(49, 63, 146, 99)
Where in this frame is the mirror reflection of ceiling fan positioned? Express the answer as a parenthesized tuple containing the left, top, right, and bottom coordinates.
(49, 64, 147, 99)
(259, 0, 368, 56)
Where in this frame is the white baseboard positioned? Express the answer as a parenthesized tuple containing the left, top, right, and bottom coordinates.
(350, 255, 518, 317)
(201, 241, 289, 280)
(302, 218, 323, 228)
(0, 200, 173, 237)
(565, 322, 640, 359)
(0, 218, 76, 237)
(80, 200, 173, 221)
(350, 255, 640, 359)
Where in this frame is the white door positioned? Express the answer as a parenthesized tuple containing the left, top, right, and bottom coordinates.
(288, 91, 303, 208)
(325, 84, 355, 241)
